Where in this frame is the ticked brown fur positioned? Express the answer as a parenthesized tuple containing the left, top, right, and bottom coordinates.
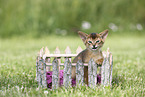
(72, 29, 109, 85)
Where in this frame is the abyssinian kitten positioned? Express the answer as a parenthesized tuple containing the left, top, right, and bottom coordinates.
(72, 29, 109, 85)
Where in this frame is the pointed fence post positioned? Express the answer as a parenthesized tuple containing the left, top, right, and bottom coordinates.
(109, 53, 113, 86)
(54, 47, 61, 87)
(54, 47, 61, 69)
(101, 51, 107, 86)
(37, 47, 47, 88)
(40, 47, 44, 58)
(36, 52, 39, 82)
(65, 46, 72, 61)
(45, 47, 51, 72)
(104, 51, 110, 86)
(52, 58, 59, 90)
(38, 57, 42, 88)
(76, 46, 83, 54)
(76, 60, 84, 86)
(37, 47, 44, 88)
(101, 48, 113, 86)
(63, 58, 72, 88)
(63, 46, 72, 88)
(41, 58, 47, 88)
(88, 59, 97, 88)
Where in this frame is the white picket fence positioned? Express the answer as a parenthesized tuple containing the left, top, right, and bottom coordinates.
(36, 46, 113, 89)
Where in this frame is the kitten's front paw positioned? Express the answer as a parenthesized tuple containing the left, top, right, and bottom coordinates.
(96, 58, 104, 66)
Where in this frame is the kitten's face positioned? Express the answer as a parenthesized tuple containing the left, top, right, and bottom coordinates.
(86, 33, 103, 51)
(78, 30, 108, 51)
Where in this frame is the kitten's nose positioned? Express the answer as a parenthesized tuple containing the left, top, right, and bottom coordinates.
(93, 45, 96, 48)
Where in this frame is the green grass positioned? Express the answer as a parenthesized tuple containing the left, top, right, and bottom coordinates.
(0, 35, 145, 97)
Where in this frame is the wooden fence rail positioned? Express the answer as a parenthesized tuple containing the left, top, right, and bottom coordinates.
(36, 46, 113, 89)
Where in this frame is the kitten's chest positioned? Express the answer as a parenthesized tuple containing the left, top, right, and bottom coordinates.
(83, 51, 103, 63)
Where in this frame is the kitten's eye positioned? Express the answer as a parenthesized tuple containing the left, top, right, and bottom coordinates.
(88, 41, 92, 44)
(96, 40, 100, 43)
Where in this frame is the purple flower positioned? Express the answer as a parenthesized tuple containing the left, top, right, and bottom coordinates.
(46, 70, 101, 88)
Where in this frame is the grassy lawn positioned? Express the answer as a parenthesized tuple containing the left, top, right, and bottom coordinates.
(0, 35, 145, 97)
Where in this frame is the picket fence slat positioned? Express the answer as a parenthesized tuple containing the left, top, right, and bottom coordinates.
(52, 58, 59, 90)
(36, 56, 39, 83)
(63, 58, 72, 88)
(42, 59, 47, 88)
(101, 48, 113, 86)
(76, 60, 84, 86)
(63, 46, 72, 88)
(36, 46, 113, 89)
(38, 59, 42, 87)
(76, 46, 83, 54)
(88, 59, 97, 88)
(109, 54, 113, 85)
(45, 47, 51, 72)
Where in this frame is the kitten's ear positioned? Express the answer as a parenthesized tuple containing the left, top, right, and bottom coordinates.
(99, 29, 108, 42)
(78, 31, 88, 43)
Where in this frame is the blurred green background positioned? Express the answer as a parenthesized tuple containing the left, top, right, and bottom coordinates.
(0, 0, 145, 38)
(0, 1, 145, 96)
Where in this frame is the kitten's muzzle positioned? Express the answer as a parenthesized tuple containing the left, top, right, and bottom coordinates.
(92, 45, 98, 50)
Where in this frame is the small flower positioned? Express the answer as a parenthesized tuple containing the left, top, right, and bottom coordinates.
(82, 21, 91, 29)
(15, 86, 20, 91)
(21, 85, 24, 90)
(136, 24, 143, 30)
(55, 28, 67, 36)
(44, 90, 48, 94)
(108, 23, 118, 32)
(36, 87, 39, 91)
